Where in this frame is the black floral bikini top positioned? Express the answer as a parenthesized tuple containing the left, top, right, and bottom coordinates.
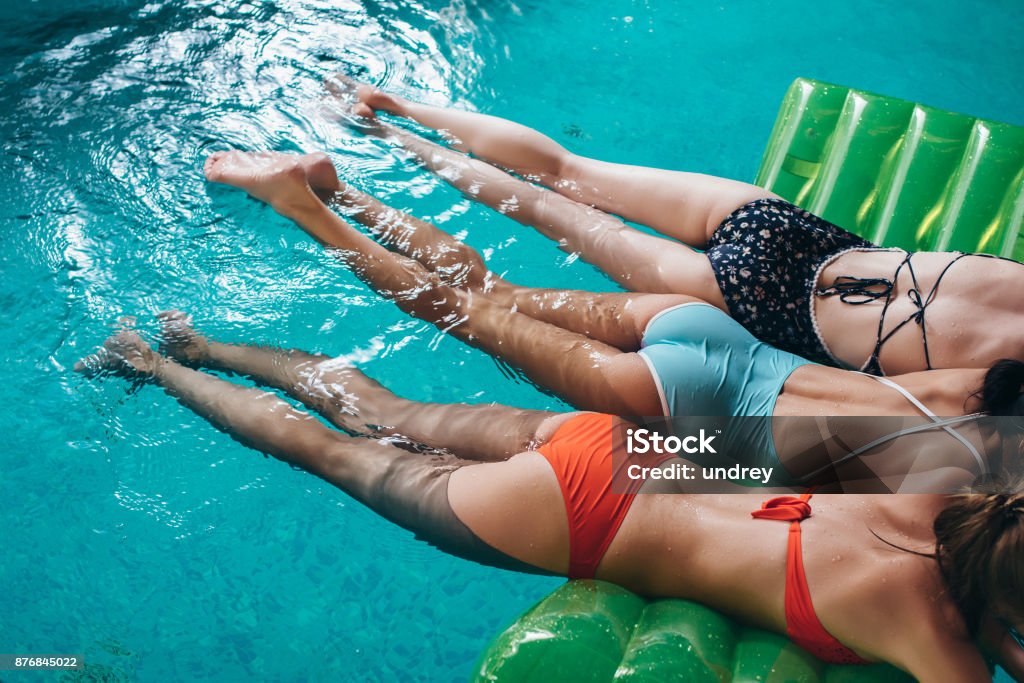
(816, 251, 998, 375)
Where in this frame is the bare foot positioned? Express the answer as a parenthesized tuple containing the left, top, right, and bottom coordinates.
(301, 152, 342, 193)
(158, 310, 210, 365)
(324, 73, 407, 120)
(204, 151, 340, 217)
(76, 329, 161, 377)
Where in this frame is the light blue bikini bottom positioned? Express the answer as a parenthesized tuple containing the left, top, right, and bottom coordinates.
(637, 302, 815, 472)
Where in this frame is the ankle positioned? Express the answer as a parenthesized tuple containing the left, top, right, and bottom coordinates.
(147, 354, 170, 379)
(204, 341, 238, 368)
(272, 188, 327, 222)
(384, 93, 409, 117)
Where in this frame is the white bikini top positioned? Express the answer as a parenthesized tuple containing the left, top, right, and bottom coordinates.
(801, 374, 986, 482)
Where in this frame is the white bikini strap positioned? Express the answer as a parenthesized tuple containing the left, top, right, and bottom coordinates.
(800, 414, 986, 483)
(871, 376, 938, 417)
(868, 375, 987, 474)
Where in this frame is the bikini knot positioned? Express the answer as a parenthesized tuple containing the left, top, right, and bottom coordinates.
(751, 496, 812, 522)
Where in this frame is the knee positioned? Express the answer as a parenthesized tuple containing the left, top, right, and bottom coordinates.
(590, 216, 631, 251)
(402, 276, 463, 322)
(438, 242, 490, 289)
(501, 128, 570, 179)
(556, 152, 586, 185)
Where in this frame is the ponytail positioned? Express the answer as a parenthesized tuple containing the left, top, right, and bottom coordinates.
(975, 359, 1024, 416)
(933, 486, 1024, 634)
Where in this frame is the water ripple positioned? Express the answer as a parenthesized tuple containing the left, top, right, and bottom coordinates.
(0, 2, 562, 679)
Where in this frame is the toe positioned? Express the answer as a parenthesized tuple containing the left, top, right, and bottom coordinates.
(157, 309, 189, 325)
(75, 348, 110, 375)
(325, 72, 359, 97)
(204, 152, 226, 179)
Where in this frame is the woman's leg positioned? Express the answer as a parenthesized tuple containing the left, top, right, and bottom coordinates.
(329, 179, 723, 335)
(77, 331, 554, 573)
(158, 311, 565, 462)
(205, 152, 663, 416)
(331, 182, 497, 292)
(327, 74, 776, 247)
(330, 106, 721, 301)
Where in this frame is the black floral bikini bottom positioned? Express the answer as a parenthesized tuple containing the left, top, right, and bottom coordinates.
(704, 198, 873, 368)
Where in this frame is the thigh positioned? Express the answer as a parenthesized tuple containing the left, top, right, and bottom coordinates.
(489, 286, 714, 351)
(379, 401, 559, 463)
(520, 189, 725, 300)
(447, 285, 665, 417)
(560, 155, 778, 247)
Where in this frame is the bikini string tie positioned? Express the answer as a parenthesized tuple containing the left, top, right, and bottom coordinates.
(816, 276, 893, 304)
(816, 252, 975, 374)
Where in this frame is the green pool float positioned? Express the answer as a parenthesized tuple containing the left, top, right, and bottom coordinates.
(757, 77, 1024, 256)
(472, 581, 912, 683)
(472, 78, 1024, 682)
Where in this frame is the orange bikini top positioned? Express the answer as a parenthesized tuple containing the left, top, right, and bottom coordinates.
(752, 494, 868, 665)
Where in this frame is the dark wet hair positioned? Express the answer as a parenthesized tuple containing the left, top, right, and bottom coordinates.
(933, 486, 1024, 634)
(974, 359, 1024, 416)
(871, 361, 1024, 634)
(872, 478, 1024, 636)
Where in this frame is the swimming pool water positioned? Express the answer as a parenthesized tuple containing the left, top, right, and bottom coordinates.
(1, 1, 1021, 680)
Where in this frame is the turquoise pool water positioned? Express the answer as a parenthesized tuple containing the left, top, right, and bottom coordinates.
(2, 1, 1021, 680)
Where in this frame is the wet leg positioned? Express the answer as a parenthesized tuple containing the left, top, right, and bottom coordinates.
(328, 73, 775, 247)
(158, 311, 564, 461)
(76, 330, 556, 572)
(204, 152, 663, 415)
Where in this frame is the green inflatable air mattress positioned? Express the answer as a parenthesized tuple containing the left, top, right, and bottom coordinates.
(472, 581, 912, 683)
(472, 79, 1024, 682)
(756, 78, 1024, 257)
